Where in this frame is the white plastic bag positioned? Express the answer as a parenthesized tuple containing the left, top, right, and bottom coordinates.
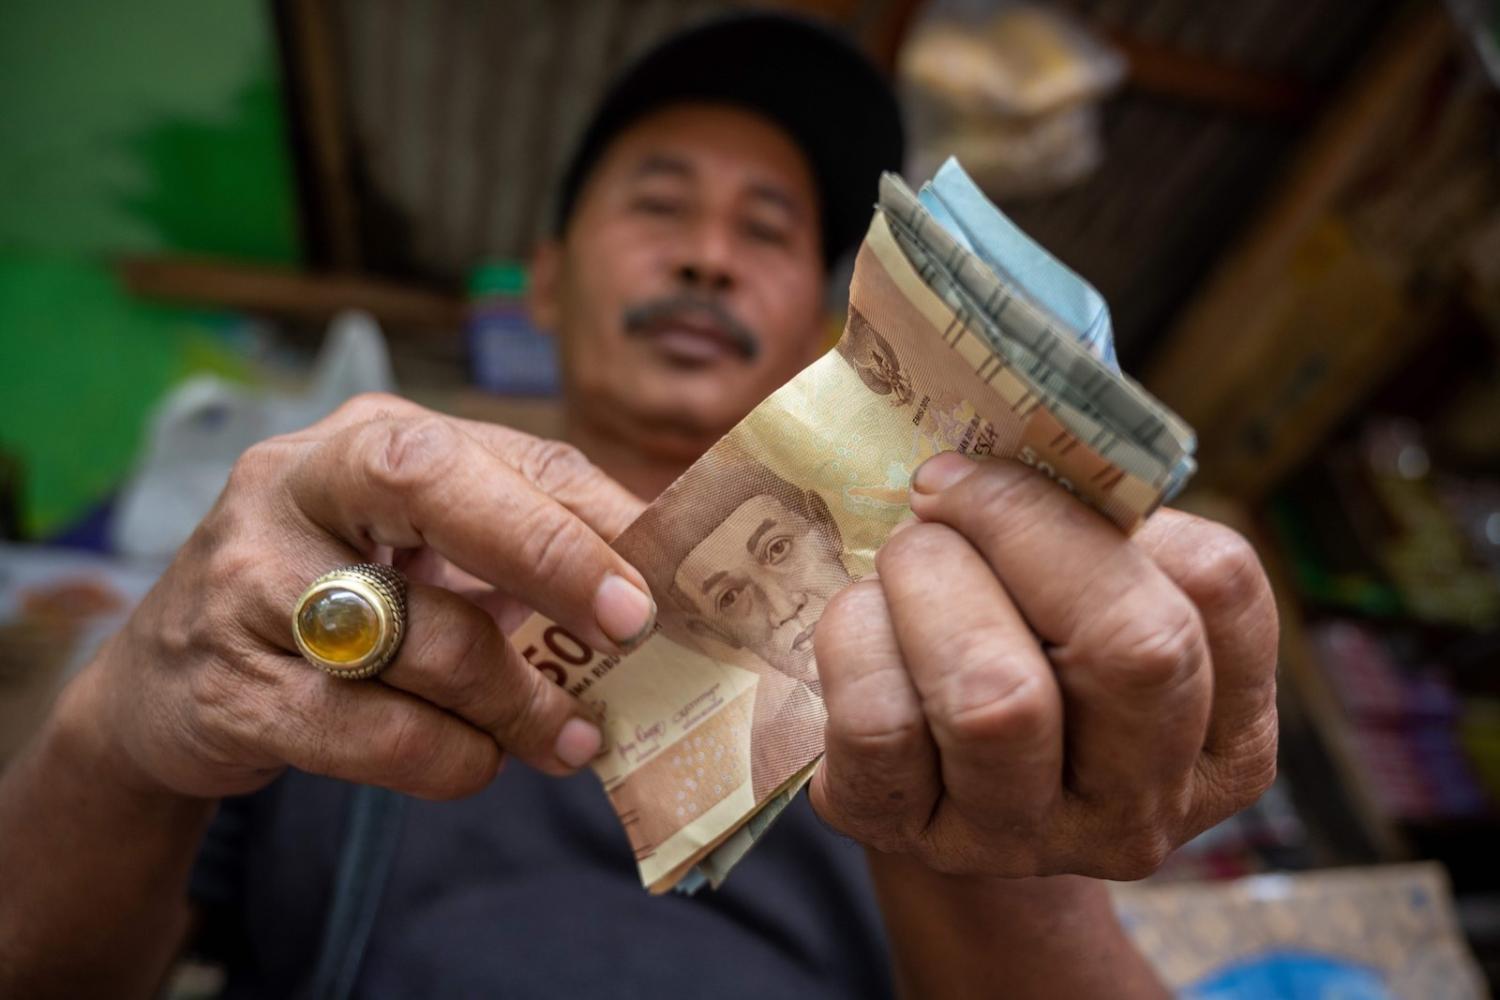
(110, 311, 396, 558)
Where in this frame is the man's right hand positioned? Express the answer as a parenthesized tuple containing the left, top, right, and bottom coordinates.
(73, 393, 653, 802)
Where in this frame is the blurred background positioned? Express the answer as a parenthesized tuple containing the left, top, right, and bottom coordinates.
(2, 0, 1499, 995)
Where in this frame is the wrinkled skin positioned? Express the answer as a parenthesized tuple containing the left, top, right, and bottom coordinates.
(810, 453, 1278, 880)
(94, 393, 652, 802)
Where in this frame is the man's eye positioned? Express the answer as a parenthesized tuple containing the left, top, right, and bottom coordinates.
(632, 196, 684, 217)
(765, 536, 792, 563)
(716, 586, 745, 614)
(743, 219, 789, 246)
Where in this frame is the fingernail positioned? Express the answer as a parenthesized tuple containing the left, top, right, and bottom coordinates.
(555, 717, 602, 769)
(887, 513, 918, 537)
(594, 573, 655, 650)
(911, 452, 977, 495)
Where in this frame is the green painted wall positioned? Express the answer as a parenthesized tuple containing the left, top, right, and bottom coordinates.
(0, 0, 298, 261)
(0, 0, 298, 538)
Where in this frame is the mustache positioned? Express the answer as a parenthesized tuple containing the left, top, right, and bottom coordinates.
(622, 294, 760, 361)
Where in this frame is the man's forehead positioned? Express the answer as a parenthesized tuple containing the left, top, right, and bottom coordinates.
(599, 103, 817, 209)
(675, 493, 798, 585)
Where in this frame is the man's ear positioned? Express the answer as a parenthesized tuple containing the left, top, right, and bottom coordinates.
(527, 238, 563, 335)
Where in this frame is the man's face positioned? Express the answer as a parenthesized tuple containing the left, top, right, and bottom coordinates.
(533, 103, 828, 458)
(673, 493, 852, 683)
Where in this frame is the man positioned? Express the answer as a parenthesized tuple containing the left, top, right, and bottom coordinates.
(0, 14, 1278, 999)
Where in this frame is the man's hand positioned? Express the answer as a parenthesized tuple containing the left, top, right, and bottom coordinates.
(81, 393, 652, 802)
(810, 451, 1278, 880)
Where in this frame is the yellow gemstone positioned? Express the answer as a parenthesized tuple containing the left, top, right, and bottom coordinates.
(298, 587, 381, 664)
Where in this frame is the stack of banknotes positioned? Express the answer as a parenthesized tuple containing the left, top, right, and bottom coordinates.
(510, 158, 1197, 893)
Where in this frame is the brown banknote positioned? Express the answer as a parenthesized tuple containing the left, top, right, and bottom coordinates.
(509, 173, 1192, 893)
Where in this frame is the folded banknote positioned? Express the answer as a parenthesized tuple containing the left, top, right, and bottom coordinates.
(509, 159, 1196, 893)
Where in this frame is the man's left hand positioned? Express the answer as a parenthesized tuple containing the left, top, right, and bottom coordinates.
(809, 452, 1279, 880)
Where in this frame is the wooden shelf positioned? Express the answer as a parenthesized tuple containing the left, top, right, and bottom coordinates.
(1107, 29, 1317, 119)
(118, 256, 466, 331)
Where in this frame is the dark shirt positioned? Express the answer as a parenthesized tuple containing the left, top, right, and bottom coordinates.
(191, 761, 894, 999)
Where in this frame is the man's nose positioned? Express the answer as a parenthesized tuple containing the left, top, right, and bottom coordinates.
(673, 219, 736, 293)
(759, 581, 806, 628)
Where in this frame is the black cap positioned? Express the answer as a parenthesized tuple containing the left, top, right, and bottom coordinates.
(554, 12, 905, 268)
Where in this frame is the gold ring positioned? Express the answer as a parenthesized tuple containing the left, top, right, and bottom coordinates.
(291, 563, 407, 679)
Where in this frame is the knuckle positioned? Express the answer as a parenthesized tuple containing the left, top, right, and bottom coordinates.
(201, 539, 261, 594)
(1091, 599, 1205, 695)
(932, 653, 1053, 748)
(1212, 714, 1281, 812)
(815, 584, 857, 636)
(1109, 831, 1174, 881)
(489, 651, 554, 749)
(183, 658, 233, 717)
(514, 437, 594, 496)
(814, 581, 884, 652)
(830, 708, 927, 765)
(516, 505, 592, 585)
(939, 621, 1014, 673)
(963, 461, 1076, 531)
(199, 543, 279, 637)
(848, 823, 912, 856)
(266, 682, 336, 777)
(409, 611, 496, 709)
(450, 755, 500, 799)
(945, 678, 1052, 747)
(922, 620, 1053, 740)
(1230, 756, 1278, 814)
(145, 601, 204, 661)
(297, 719, 338, 778)
(815, 775, 915, 855)
(382, 709, 447, 789)
(919, 851, 991, 878)
(1129, 614, 1202, 689)
(225, 440, 285, 495)
(425, 739, 500, 800)
(367, 416, 463, 494)
(154, 551, 257, 663)
(1181, 526, 1269, 617)
(515, 662, 556, 737)
(1244, 749, 1278, 806)
(182, 655, 266, 757)
(876, 521, 960, 574)
(444, 623, 499, 711)
(334, 391, 409, 425)
(914, 831, 1037, 878)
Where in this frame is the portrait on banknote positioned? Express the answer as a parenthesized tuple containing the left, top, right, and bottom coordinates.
(620, 445, 851, 800)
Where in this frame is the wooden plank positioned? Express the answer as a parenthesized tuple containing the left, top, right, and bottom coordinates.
(1198, 220, 1431, 499)
(1145, 6, 1453, 440)
(276, 0, 363, 270)
(119, 257, 465, 330)
(1107, 29, 1316, 119)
